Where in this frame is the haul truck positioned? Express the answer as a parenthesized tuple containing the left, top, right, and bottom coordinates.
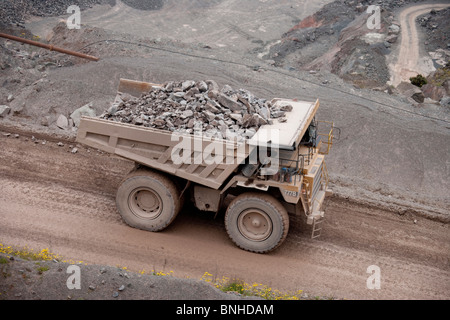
(76, 79, 337, 253)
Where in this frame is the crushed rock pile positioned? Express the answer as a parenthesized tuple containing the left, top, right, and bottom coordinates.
(100, 80, 292, 141)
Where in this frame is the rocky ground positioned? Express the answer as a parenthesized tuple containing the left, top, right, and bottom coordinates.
(259, 0, 449, 94)
(0, 252, 260, 300)
(419, 7, 450, 53)
(397, 64, 450, 107)
(260, 0, 399, 88)
(0, 0, 449, 301)
(271, 0, 447, 107)
(414, 6, 450, 107)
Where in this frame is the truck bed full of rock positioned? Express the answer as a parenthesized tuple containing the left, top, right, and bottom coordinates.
(99, 80, 291, 141)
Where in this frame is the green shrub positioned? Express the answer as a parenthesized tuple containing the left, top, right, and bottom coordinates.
(410, 74, 428, 87)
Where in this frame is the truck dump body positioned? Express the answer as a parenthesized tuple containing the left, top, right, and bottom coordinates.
(77, 117, 247, 189)
(76, 97, 319, 190)
(77, 79, 321, 191)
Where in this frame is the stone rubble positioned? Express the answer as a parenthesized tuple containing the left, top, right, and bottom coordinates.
(100, 80, 290, 141)
(0, 105, 11, 118)
(71, 102, 97, 128)
(56, 114, 69, 130)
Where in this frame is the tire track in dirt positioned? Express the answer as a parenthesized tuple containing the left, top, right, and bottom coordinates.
(284, 236, 450, 299)
(0, 176, 121, 224)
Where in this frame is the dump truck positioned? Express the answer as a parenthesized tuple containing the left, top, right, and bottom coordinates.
(76, 79, 337, 253)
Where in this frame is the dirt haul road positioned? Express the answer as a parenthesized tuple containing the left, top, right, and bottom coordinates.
(389, 3, 450, 87)
(0, 125, 448, 300)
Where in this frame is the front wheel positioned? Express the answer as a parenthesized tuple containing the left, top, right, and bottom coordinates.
(225, 193, 289, 253)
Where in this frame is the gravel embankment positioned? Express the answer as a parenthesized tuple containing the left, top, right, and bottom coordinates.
(0, 253, 259, 300)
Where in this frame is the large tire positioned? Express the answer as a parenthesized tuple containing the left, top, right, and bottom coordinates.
(225, 193, 289, 253)
(116, 168, 181, 232)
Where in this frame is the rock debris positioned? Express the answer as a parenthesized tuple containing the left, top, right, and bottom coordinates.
(100, 80, 291, 141)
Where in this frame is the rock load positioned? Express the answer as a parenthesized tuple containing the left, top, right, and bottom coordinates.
(100, 80, 292, 141)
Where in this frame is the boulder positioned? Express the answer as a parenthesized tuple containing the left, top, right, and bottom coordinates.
(396, 81, 417, 93)
(385, 34, 398, 44)
(440, 96, 450, 108)
(421, 84, 446, 101)
(388, 24, 401, 35)
(396, 82, 425, 103)
(56, 114, 69, 129)
(217, 93, 246, 113)
(196, 81, 208, 92)
(70, 102, 96, 127)
(0, 105, 11, 117)
(181, 80, 195, 91)
(229, 113, 243, 124)
(411, 90, 425, 103)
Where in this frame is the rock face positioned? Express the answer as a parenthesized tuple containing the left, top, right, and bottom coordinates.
(421, 84, 446, 102)
(100, 80, 290, 141)
(396, 82, 425, 103)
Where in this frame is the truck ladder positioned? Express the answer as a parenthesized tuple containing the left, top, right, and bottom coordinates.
(311, 216, 324, 239)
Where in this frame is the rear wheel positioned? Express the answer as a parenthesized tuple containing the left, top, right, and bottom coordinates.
(225, 193, 289, 253)
(116, 168, 181, 232)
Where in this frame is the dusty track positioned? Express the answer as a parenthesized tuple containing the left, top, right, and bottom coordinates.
(0, 125, 448, 300)
(389, 3, 450, 87)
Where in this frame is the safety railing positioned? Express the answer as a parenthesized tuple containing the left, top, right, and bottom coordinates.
(317, 121, 340, 155)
